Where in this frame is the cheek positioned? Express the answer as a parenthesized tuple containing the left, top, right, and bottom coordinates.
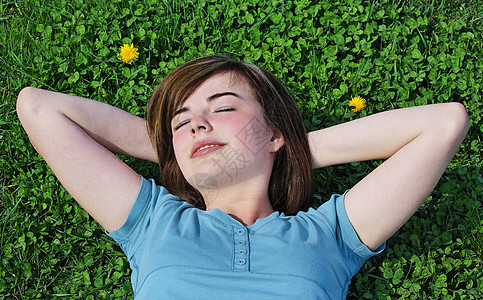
(172, 132, 189, 163)
(230, 116, 273, 155)
(217, 112, 252, 132)
(172, 133, 182, 149)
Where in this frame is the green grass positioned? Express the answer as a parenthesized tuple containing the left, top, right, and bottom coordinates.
(1, 0, 482, 298)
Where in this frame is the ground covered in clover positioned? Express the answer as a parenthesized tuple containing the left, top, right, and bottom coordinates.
(0, 0, 481, 299)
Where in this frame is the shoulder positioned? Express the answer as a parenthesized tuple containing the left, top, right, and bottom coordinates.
(298, 192, 385, 259)
(108, 176, 186, 241)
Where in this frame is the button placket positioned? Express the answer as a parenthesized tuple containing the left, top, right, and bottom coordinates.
(233, 227, 249, 271)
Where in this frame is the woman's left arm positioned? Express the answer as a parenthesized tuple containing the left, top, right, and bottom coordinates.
(308, 103, 469, 251)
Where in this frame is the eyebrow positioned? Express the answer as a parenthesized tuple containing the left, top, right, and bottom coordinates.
(173, 92, 241, 117)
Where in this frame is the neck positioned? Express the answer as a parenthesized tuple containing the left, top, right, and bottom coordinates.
(201, 175, 274, 226)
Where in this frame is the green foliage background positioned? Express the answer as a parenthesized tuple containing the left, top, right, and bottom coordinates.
(1, 0, 481, 298)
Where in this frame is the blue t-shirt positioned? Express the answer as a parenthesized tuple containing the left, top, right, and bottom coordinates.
(108, 176, 384, 299)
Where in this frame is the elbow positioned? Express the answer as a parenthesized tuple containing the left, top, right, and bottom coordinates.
(440, 102, 469, 143)
(16, 87, 43, 121)
(16, 87, 36, 116)
(448, 102, 469, 134)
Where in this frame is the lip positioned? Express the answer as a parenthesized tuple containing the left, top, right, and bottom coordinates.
(191, 139, 225, 158)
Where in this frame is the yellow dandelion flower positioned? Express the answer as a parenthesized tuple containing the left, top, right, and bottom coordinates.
(117, 43, 139, 64)
(349, 95, 366, 112)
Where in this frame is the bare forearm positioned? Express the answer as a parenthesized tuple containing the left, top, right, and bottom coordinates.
(308, 103, 468, 169)
(17, 87, 157, 163)
(308, 103, 468, 250)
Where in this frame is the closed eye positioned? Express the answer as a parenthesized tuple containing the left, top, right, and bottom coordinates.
(215, 107, 235, 113)
(174, 120, 190, 131)
(173, 108, 234, 131)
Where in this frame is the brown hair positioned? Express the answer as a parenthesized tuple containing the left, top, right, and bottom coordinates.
(146, 55, 313, 215)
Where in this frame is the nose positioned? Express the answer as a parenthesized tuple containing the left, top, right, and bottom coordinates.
(190, 115, 212, 136)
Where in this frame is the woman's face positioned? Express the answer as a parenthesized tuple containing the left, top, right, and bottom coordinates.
(170, 72, 283, 193)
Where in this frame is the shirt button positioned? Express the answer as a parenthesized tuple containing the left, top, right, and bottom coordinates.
(238, 241, 246, 245)
(237, 228, 245, 235)
(238, 258, 246, 265)
(239, 249, 247, 254)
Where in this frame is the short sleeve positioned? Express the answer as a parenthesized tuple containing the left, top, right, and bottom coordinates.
(107, 176, 185, 257)
(312, 191, 385, 276)
(332, 191, 385, 259)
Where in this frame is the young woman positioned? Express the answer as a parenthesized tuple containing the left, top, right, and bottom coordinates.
(16, 55, 468, 298)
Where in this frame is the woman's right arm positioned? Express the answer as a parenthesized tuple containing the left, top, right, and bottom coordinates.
(16, 87, 156, 232)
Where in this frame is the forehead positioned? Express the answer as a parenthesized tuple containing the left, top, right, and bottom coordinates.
(178, 72, 254, 107)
